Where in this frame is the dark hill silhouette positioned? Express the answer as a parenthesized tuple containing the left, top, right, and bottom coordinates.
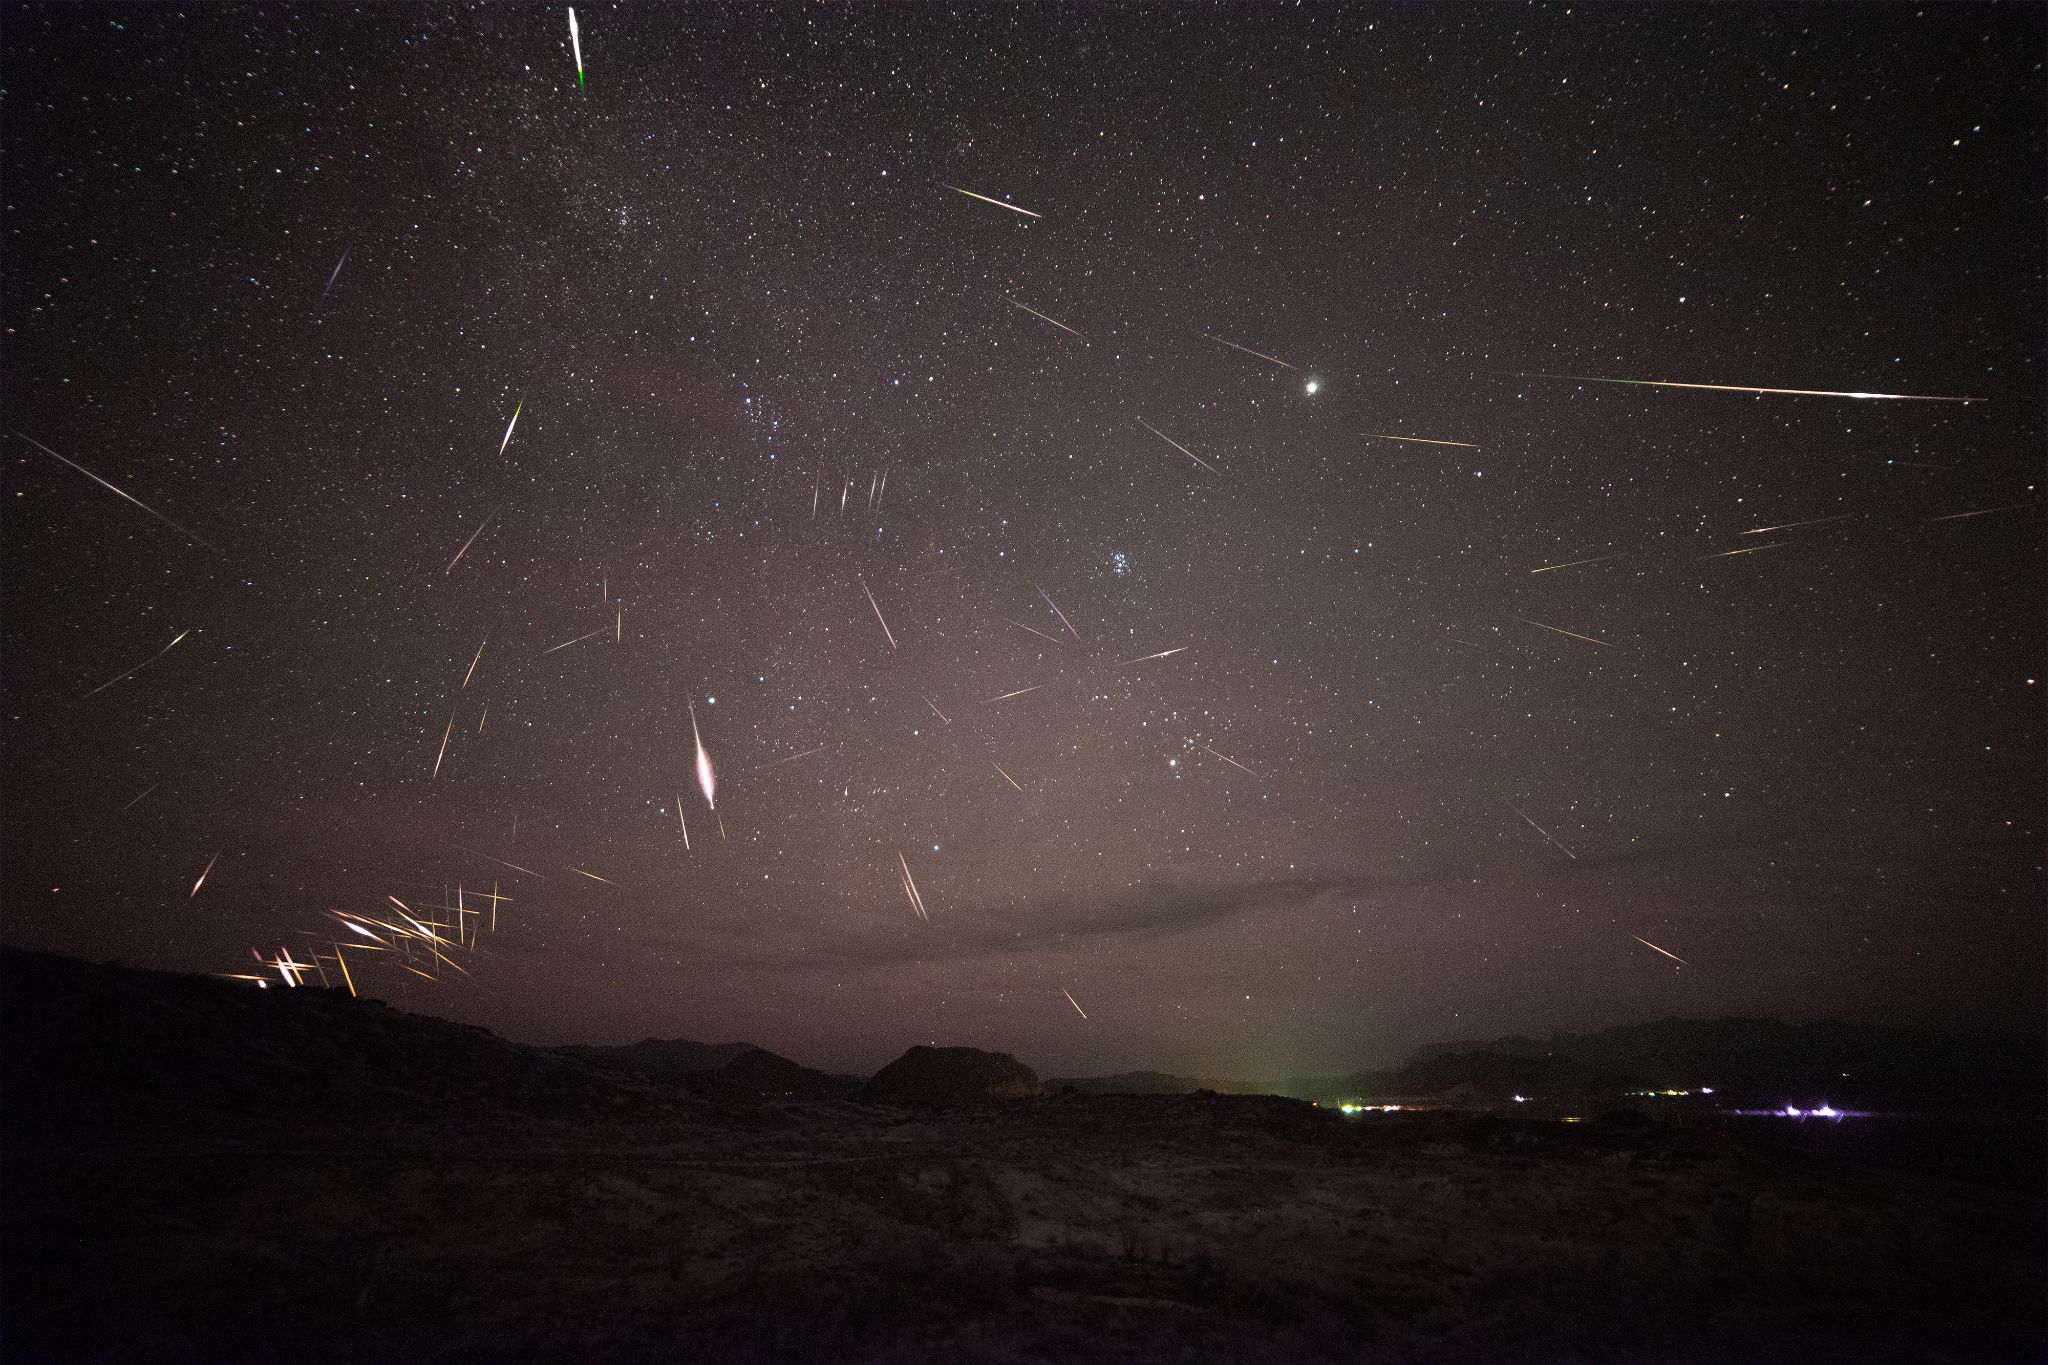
(0, 950, 703, 1143)
(858, 1045, 1041, 1106)
(688, 1046, 862, 1103)
(555, 1036, 760, 1079)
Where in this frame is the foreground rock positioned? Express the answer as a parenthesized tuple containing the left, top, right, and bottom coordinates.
(858, 1045, 1041, 1106)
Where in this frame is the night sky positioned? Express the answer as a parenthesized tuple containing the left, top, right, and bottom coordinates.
(3, 4, 2041, 1079)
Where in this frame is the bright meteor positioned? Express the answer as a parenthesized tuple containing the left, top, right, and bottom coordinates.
(15, 431, 223, 552)
(1205, 334, 1295, 369)
(1005, 296, 1085, 340)
(943, 184, 1040, 219)
(1136, 418, 1218, 475)
(568, 9, 583, 88)
(689, 699, 717, 810)
(497, 402, 522, 458)
(1632, 935, 1689, 967)
(1514, 371, 1985, 404)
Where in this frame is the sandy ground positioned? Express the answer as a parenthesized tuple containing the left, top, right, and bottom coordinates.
(5, 1093, 2042, 1363)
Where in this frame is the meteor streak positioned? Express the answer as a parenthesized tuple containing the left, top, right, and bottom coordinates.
(319, 245, 350, 307)
(922, 694, 950, 724)
(1136, 418, 1219, 474)
(1632, 934, 1688, 966)
(1363, 432, 1480, 449)
(896, 851, 930, 922)
(81, 628, 191, 701)
(1200, 743, 1260, 778)
(689, 700, 717, 809)
(1120, 646, 1188, 666)
(569, 866, 618, 886)
(1005, 296, 1086, 340)
(463, 640, 487, 688)
(1504, 800, 1577, 860)
(1003, 618, 1064, 646)
(983, 684, 1044, 704)
(1036, 585, 1081, 641)
(1740, 513, 1854, 536)
(15, 431, 223, 551)
(1062, 988, 1089, 1019)
(991, 761, 1025, 793)
(121, 783, 159, 811)
(1531, 554, 1623, 574)
(676, 792, 689, 850)
(1702, 543, 1785, 558)
(191, 851, 221, 897)
(452, 845, 544, 879)
(431, 708, 456, 779)
(568, 8, 583, 87)
(497, 402, 522, 457)
(753, 744, 828, 770)
(1204, 334, 1295, 369)
(1930, 502, 2030, 522)
(541, 627, 605, 655)
(446, 507, 499, 574)
(1513, 371, 1985, 404)
(860, 577, 898, 649)
(1515, 617, 1614, 648)
(943, 184, 1041, 219)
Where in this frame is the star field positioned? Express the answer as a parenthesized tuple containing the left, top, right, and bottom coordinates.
(2, 4, 2040, 1076)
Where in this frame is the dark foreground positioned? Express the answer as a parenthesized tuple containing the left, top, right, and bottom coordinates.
(4, 956, 2043, 1364)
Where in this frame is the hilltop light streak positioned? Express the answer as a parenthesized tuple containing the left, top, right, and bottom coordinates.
(1003, 618, 1064, 646)
(1120, 646, 1188, 666)
(80, 628, 191, 701)
(445, 507, 499, 574)
(1513, 371, 1986, 404)
(1740, 513, 1855, 536)
(1363, 432, 1480, 449)
(943, 184, 1041, 219)
(922, 693, 951, 724)
(983, 684, 1045, 704)
(1531, 554, 1624, 574)
(1515, 617, 1615, 649)
(190, 850, 221, 897)
(1204, 334, 1295, 369)
(567, 8, 583, 87)
(1035, 585, 1082, 641)
(15, 431, 224, 552)
(1005, 296, 1086, 340)
(1136, 417, 1219, 474)
(689, 699, 717, 809)
(541, 627, 605, 655)
(1632, 934, 1689, 966)
(860, 577, 898, 649)
(1504, 800, 1578, 860)
(1199, 743, 1261, 778)
(462, 640, 487, 688)
(1062, 987, 1089, 1019)
(991, 761, 1025, 793)
(497, 402, 522, 457)
(896, 851, 930, 922)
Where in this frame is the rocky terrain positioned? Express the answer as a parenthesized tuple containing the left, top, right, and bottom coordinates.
(3, 952, 2042, 1364)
